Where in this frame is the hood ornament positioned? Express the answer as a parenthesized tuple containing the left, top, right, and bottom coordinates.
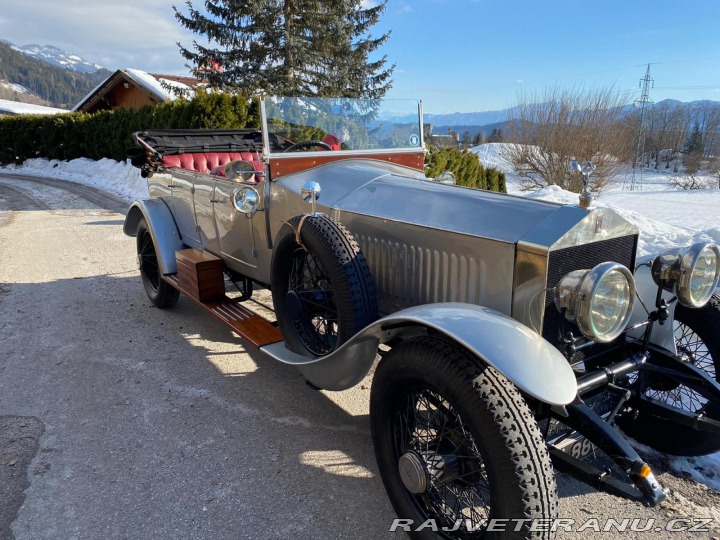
(570, 160, 596, 210)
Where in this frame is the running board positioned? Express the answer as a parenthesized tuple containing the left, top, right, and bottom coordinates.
(162, 249, 282, 348)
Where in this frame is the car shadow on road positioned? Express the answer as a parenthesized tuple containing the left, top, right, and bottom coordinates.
(0, 273, 397, 538)
(3, 271, 656, 538)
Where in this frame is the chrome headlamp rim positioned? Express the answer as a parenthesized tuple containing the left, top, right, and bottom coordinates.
(555, 262, 636, 344)
(678, 242, 720, 308)
(651, 242, 720, 308)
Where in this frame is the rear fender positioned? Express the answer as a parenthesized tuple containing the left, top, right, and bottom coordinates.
(123, 199, 184, 275)
(261, 303, 578, 405)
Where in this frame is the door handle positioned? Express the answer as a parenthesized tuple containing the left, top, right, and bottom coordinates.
(210, 199, 222, 203)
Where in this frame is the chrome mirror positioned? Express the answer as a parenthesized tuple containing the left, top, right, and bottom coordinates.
(301, 181, 321, 214)
(224, 160, 257, 182)
(232, 185, 259, 214)
(435, 171, 457, 185)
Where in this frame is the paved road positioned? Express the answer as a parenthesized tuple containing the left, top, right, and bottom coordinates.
(1, 172, 719, 540)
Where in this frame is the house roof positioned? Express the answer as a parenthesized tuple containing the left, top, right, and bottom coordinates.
(72, 69, 202, 112)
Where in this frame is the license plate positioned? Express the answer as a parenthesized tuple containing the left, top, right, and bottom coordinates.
(565, 436, 595, 459)
(554, 433, 596, 459)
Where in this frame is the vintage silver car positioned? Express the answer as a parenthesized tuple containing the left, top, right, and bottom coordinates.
(125, 97, 720, 539)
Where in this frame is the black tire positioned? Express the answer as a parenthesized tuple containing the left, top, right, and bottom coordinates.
(271, 214, 377, 356)
(136, 218, 180, 309)
(618, 294, 720, 456)
(371, 338, 558, 540)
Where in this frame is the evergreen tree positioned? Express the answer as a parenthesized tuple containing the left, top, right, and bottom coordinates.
(684, 122, 703, 155)
(173, 0, 394, 98)
(488, 128, 504, 143)
(684, 122, 704, 176)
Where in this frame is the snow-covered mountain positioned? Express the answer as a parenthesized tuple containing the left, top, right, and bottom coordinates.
(14, 44, 104, 73)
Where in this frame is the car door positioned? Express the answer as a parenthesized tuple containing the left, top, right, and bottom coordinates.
(171, 170, 200, 246)
(213, 177, 260, 272)
(193, 175, 220, 253)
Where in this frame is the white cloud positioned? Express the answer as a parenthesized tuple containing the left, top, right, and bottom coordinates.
(0, 0, 193, 74)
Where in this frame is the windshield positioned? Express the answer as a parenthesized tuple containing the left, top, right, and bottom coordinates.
(263, 97, 423, 154)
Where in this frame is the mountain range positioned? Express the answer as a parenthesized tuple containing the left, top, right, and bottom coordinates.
(1, 39, 719, 132)
(13, 43, 105, 74)
(0, 40, 111, 108)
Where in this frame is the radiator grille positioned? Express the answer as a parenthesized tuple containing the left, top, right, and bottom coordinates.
(542, 235, 638, 346)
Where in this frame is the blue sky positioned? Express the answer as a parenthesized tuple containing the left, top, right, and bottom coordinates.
(376, 0, 720, 111)
(2, 0, 720, 113)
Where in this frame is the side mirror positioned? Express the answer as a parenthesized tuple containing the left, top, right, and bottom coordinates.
(301, 181, 322, 214)
(224, 160, 257, 182)
(435, 171, 457, 185)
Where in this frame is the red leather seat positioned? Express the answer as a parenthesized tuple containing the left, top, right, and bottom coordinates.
(162, 152, 264, 181)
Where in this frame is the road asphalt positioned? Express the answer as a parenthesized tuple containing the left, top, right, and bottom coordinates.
(1, 172, 719, 540)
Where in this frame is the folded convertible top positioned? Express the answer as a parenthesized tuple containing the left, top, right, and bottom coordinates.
(134, 129, 264, 155)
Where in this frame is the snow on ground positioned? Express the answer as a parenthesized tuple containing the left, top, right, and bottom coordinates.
(472, 143, 720, 256)
(0, 81, 30, 94)
(1, 158, 148, 202)
(3, 150, 720, 493)
(0, 99, 68, 116)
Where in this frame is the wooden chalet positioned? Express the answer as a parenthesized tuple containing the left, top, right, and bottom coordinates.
(72, 69, 202, 113)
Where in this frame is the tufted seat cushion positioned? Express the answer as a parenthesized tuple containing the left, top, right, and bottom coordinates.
(162, 152, 264, 179)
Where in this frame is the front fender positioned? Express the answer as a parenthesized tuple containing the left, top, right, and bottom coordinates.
(123, 199, 184, 275)
(261, 303, 578, 405)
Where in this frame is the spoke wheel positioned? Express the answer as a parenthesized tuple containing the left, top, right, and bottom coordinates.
(136, 218, 179, 309)
(394, 387, 492, 534)
(371, 338, 557, 540)
(641, 320, 716, 412)
(139, 228, 161, 291)
(287, 248, 339, 356)
(618, 294, 720, 456)
(271, 214, 377, 358)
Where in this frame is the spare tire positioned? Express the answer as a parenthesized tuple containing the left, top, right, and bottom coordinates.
(271, 215, 378, 357)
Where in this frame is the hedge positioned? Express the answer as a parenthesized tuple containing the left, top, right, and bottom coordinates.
(0, 91, 259, 164)
(1, 96, 507, 196)
(425, 146, 506, 193)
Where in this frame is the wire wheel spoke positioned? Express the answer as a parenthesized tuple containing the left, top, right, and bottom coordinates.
(288, 249, 338, 355)
(394, 387, 491, 535)
(627, 321, 715, 414)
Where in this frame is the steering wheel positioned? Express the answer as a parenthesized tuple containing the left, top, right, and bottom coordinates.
(283, 140, 333, 153)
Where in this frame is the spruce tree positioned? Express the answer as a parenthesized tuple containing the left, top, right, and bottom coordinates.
(173, 0, 394, 98)
(684, 122, 703, 155)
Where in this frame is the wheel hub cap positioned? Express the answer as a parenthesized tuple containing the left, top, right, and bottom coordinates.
(398, 450, 429, 494)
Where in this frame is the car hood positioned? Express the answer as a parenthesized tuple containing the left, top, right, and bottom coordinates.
(278, 159, 637, 247)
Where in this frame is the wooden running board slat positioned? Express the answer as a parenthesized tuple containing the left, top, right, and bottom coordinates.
(163, 273, 282, 349)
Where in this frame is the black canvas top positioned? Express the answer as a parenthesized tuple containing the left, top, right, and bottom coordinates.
(134, 129, 264, 155)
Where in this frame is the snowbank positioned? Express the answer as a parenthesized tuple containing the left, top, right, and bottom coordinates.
(2, 157, 148, 202)
(0, 98, 69, 115)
